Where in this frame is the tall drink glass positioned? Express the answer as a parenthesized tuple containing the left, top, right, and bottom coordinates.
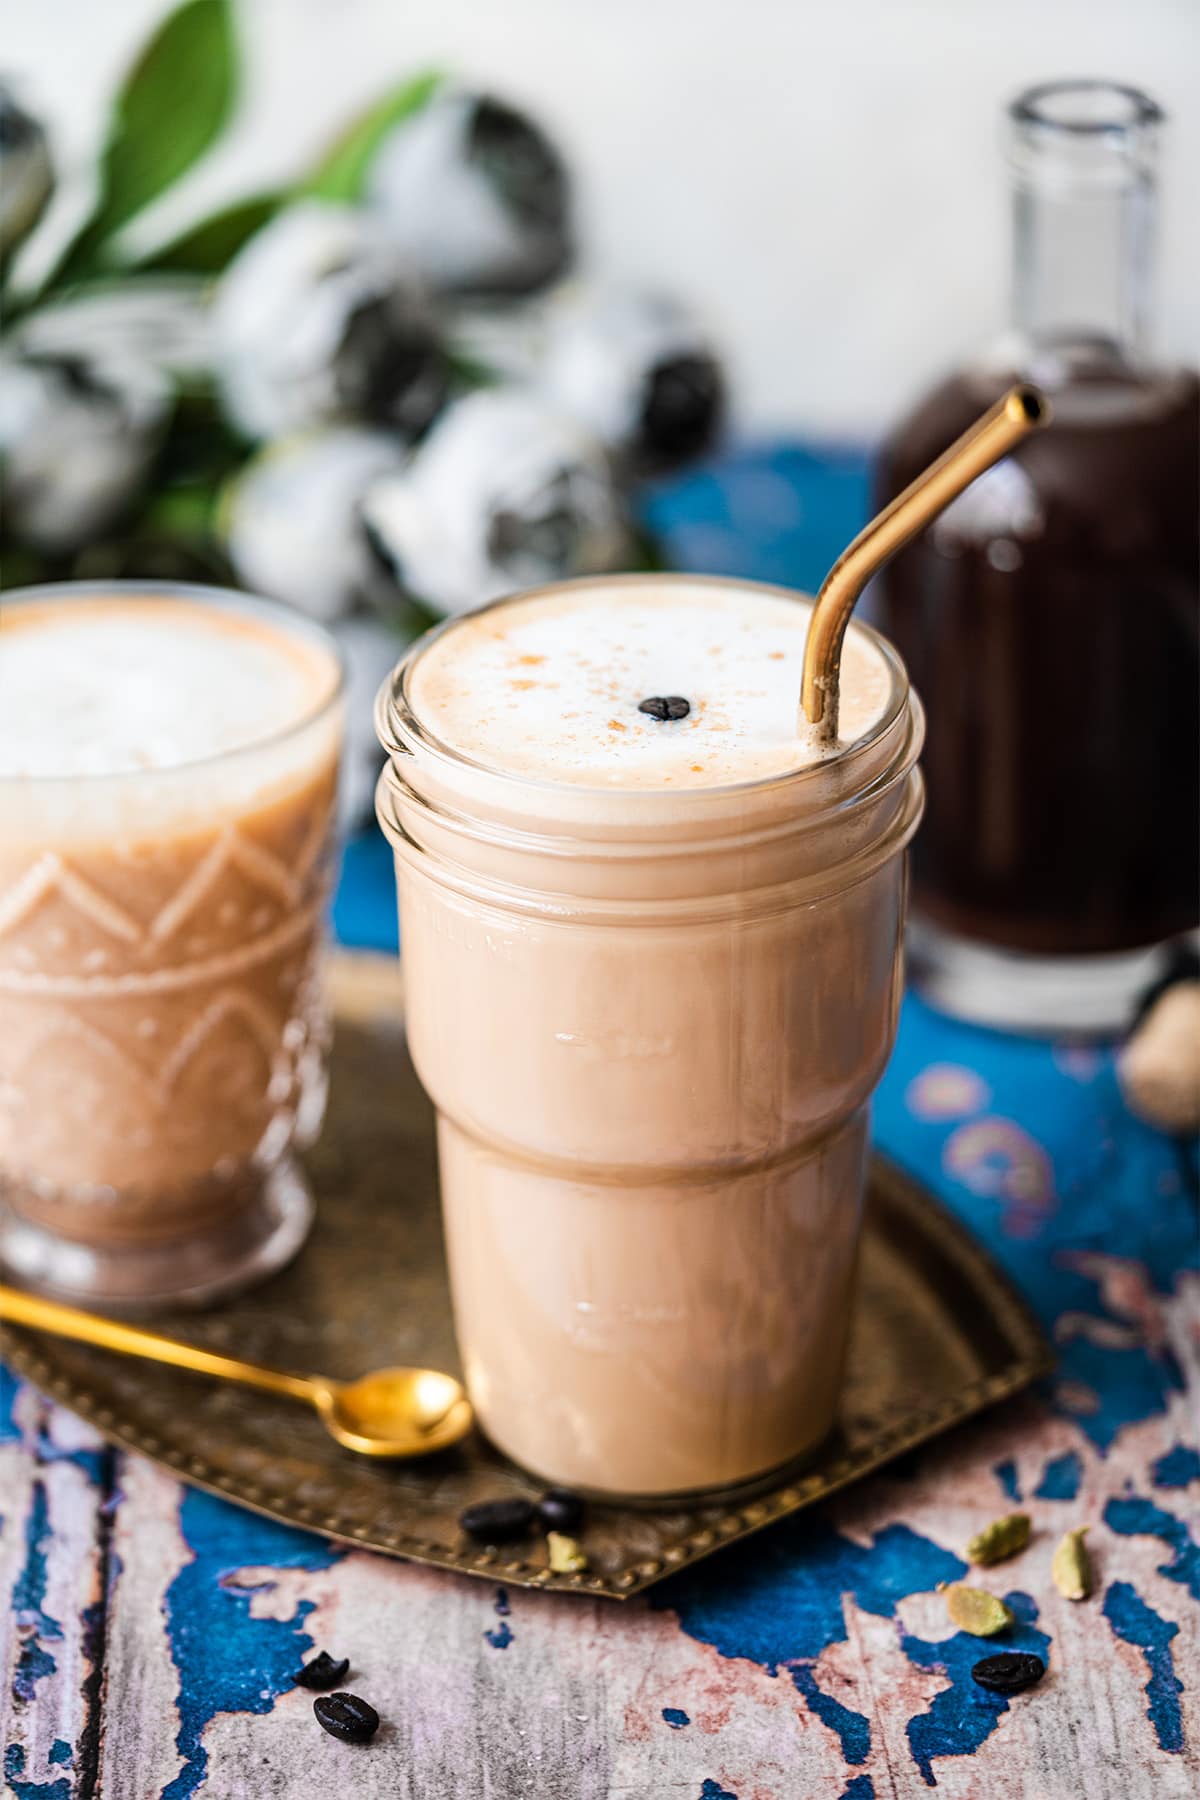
(376, 575, 923, 1497)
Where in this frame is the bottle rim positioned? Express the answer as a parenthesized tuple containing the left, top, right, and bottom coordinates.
(1010, 79, 1164, 137)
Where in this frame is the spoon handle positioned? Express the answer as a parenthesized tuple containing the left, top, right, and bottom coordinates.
(0, 1283, 318, 1405)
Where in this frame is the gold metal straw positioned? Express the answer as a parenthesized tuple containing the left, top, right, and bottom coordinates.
(800, 384, 1050, 742)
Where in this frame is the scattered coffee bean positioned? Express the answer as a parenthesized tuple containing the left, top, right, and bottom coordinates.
(971, 1652, 1046, 1695)
(313, 1692, 380, 1743)
(294, 1650, 350, 1691)
(638, 695, 691, 721)
(458, 1497, 536, 1543)
(537, 1488, 585, 1533)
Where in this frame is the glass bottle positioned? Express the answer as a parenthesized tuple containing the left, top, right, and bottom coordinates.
(873, 81, 1199, 1034)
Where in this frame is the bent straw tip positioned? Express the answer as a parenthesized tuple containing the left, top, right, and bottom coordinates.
(800, 380, 1050, 738)
(1006, 383, 1051, 428)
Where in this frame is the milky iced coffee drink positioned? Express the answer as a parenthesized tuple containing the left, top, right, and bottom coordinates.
(376, 575, 922, 1496)
(0, 585, 342, 1306)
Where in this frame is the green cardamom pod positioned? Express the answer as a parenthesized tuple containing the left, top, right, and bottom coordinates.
(547, 1531, 588, 1574)
(966, 1511, 1032, 1566)
(1051, 1526, 1092, 1600)
(942, 1582, 1014, 1637)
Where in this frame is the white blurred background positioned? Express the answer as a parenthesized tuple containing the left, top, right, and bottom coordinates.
(7, 0, 1198, 438)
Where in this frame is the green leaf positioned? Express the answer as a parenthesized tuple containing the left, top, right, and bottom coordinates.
(443, 345, 501, 389)
(96, 0, 238, 235)
(140, 478, 222, 537)
(301, 70, 443, 202)
(134, 191, 283, 273)
(50, 0, 238, 286)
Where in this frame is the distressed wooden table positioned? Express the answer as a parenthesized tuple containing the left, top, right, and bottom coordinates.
(4, 456, 1198, 1796)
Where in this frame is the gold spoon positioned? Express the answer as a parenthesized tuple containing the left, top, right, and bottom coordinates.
(0, 1283, 473, 1459)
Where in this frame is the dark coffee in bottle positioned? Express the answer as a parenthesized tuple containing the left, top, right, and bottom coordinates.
(874, 82, 1199, 1032)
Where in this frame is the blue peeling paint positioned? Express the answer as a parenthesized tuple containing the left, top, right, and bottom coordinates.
(484, 1586, 514, 1648)
(659, 1516, 965, 1669)
(662, 1707, 690, 1728)
(12, 1641, 56, 1705)
(903, 1591, 1051, 1786)
(698, 1781, 738, 1800)
(0, 1367, 107, 1485)
(839, 1779, 875, 1800)
(0, 1364, 20, 1443)
(1034, 1450, 1082, 1501)
(790, 1662, 870, 1764)
(993, 1459, 1021, 1502)
(1103, 1582, 1183, 1754)
(160, 1488, 341, 1800)
(1105, 1494, 1200, 1602)
(1152, 1445, 1200, 1490)
(11, 1481, 63, 1703)
(6, 1775, 70, 1800)
(795, 1675, 868, 1768)
(9, 1776, 71, 1800)
(48, 1742, 71, 1766)
(658, 1515, 964, 1770)
(4, 1742, 71, 1800)
(34, 1424, 108, 1488)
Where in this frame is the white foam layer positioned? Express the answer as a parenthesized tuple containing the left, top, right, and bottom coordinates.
(0, 596, 338, 780)
(407, 580, 893, 788)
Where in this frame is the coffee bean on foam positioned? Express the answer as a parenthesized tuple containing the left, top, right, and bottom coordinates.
(407, 580, 892, 790)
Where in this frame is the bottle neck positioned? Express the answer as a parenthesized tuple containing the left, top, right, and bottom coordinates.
(1008, 81, 1162, 373)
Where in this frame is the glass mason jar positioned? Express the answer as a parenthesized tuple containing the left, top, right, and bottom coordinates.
(873, 81, 1199, 1034)
(0, 582, 343, 1307)
(376, 575, 924, 1499)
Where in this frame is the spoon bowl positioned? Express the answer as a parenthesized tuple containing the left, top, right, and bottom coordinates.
(319, 1367, 474, 1457)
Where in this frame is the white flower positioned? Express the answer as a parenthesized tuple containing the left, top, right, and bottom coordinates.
(361, 389, 630, 617)
(0, 85, 53, 256)
(21, 279, 211, 382)
(539, 287, 724, 468)
(211, 201, 446, 440)
(0, 350, 169, 553)
(366, 91, 570, 295)
(223, 428, 408, 622)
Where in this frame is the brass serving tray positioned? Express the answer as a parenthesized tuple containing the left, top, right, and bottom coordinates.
(0, 954, 1051, 1600)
